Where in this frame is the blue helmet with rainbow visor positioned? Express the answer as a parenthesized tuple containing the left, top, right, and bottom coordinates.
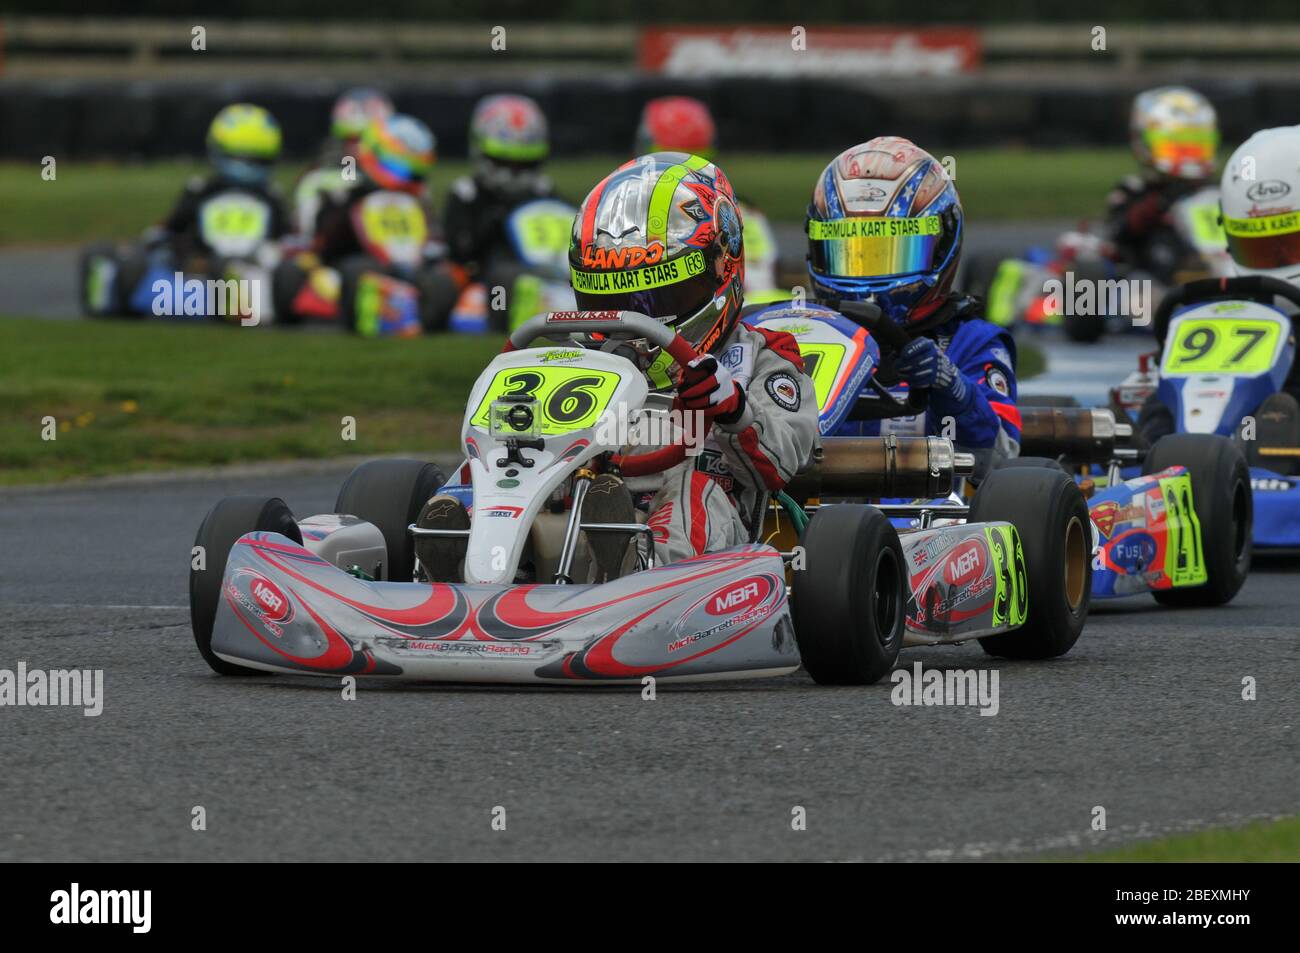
(806, 137, 962, 326)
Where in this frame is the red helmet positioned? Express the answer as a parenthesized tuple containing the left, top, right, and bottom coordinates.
(635, 97, 717, 159)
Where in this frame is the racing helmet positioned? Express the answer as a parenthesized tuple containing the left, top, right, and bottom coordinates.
(357, 114, 436, 195)
(206, 103, 281, 186)
(806, 137, 962, 325)
(469, 94, 550, 194)
(1130, 86, 1219, 182)
(1220, 126, 1300, 282)
(634, 96, 717, 159)
(331, 87, 393, 143)
(569, 152, 745, 357)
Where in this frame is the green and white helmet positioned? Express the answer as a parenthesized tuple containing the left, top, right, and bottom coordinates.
(569, 152, 746, 357)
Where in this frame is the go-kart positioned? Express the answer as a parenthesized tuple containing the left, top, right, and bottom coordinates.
(976, 186, 1232, 343)
(445, 198, 578, 334)
(81, 188, 280, 324)
(751, 298, 1251, 608)
(1110, 274, 1297, 551)
(273, 187, 444, 337)
(189, 309, 1090, 686)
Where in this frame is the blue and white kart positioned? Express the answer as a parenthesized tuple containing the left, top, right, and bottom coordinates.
(1118, 275, 1300, 551)
(80, 188, 279, 323)
(752, 297, 1252, 607)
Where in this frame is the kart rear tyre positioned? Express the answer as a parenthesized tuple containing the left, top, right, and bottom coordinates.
(1143, 434, 1251, 607)
(995, 455, 1066, 473)
(792, 504, 905, 685)
(968, 467, 1091, 659)
(190, 496, 302, 676)
(335, 459, 447, 583)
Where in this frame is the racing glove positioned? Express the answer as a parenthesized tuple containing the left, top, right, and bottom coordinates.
(895, 336, 968, 404)
(678, 355, 746, 426)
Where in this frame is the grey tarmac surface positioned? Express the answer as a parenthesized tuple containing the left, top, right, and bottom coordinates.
(0, 463, 1296, 862)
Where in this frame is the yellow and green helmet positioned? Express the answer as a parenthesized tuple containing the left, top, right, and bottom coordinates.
(207, 104, 281, 184)
(207, 103, 281, 162)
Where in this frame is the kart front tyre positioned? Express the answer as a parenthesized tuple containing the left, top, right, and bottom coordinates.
(1143, 434, 1251, 607)
(190, 496, 302, 676)
(968, 467, 1091, 659)
(792, 504, 905, 685)
(335, 459, 447, 583)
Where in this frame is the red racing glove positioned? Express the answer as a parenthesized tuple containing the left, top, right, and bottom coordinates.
(678, 355, 745, 425)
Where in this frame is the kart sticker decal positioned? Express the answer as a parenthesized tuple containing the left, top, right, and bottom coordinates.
(570, 250, 706, 295)
(1162, 317, 1284, 377)
(765, 372, 802, 412)
(1158, 473, 1208, 587)
(985, 524, 1027, 629)
(469, 366, 622, 436)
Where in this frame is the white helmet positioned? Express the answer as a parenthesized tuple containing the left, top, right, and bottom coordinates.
(1220, 126, 1300, 282)
(1130, 86, 1218, 181)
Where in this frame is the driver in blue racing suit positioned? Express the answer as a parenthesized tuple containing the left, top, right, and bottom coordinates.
(753, 137, 1020, 475)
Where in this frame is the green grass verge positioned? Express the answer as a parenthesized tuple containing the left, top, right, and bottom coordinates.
(1017, 339, 1045, 380)
(0, 148, 1135, 246)
(0, 316, 1044, 486)
(0, 317, 503, 485)
(1059, 817, 1300, 862)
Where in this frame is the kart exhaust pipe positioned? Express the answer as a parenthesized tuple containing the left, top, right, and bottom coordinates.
(786, 436, 973, 500)
(1018, 407, 1131, 464)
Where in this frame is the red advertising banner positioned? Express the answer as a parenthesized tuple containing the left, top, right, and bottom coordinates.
(640, 26, 982, 77)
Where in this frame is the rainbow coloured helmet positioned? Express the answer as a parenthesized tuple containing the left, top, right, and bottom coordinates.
(806, 137, 962, 325)
(570, 152, 745, 356)
(358, 114, 436, 194)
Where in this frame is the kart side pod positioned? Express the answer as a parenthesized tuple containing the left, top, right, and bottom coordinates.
(785, 436, 974, 499)
(1018, 407, 1132, 465)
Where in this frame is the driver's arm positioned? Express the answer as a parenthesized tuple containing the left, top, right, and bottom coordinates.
(712, 326, 819, 492)
(938, 336, 1021, 458)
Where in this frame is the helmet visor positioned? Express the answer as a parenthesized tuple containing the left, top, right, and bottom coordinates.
(1224, 210, 1300, 270)
(808, 215, 943, 279)
(570, 249, 717, 325)
(1145, 127, 1217, 172)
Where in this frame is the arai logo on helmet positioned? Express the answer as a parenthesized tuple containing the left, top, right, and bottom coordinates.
(1246, 180, 1292, 202)
(707, 576, 771, 616)
(943, 539, 985, 587)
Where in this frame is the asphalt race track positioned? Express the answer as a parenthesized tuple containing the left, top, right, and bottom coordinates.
(1, 462, 1296, 862)
(1, 228, 1296, 860)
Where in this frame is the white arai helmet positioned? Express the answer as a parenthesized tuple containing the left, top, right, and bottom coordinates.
(1220, 126, 1300, 283)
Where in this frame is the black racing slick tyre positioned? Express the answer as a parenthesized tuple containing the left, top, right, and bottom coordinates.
(792, 504, 905, 685)
(335, 459, 447, 583)
(190, 496, 302, 676)
(994, 455, 1066, 473)
(968, 467, 1091, 659)
(1143, 434, 1251, 607)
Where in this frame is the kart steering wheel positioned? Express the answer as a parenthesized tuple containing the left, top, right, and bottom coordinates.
(836, 300, 930, 414)
(1152, 275, 1300, 345)
(503, 310, 709, 476)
